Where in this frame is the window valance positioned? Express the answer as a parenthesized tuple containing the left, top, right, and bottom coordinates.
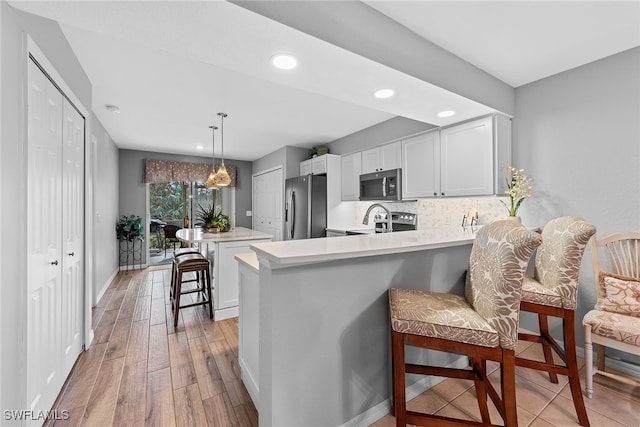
(144, 159, 237, 186)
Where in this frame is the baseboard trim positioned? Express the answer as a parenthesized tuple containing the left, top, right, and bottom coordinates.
(214, 306, 239, 321)
(95, 269, 119, 305)
(339, 356, 468, 427)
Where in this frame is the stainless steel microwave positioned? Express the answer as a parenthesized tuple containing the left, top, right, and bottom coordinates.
(359, 168, 402, 201)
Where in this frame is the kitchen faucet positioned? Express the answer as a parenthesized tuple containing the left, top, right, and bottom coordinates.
(362, 203, 393, 233)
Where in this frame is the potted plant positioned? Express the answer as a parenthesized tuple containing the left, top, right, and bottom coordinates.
(116, 215, 144, 240)
(197, 203, 231, 233)
(501, 166, 533, 221)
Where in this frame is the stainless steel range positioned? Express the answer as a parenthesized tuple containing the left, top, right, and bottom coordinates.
(374, 211, 417, 233)
(346, 211, 417, 235)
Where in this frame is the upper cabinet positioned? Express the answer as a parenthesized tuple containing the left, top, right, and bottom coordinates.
(361, 141, 401, 173)
(402, 131, 441, 199)
(401, 114, 512, 199)
(440, 116, 494, 197)
(341, 152, 361, 201)
(299, 154, 337, 176)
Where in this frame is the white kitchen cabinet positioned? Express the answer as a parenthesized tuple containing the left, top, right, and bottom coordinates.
(341, 152, 361, 201)
(299, 159, 312, 176)
(299, 154, 336, 176)
(401, 115, 511, 199)
(361, 141, 401, 173)
(440, 116, 495, 197)
(402, 131, 441, 199)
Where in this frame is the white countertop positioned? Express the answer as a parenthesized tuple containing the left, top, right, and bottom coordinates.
(235, 252, 259, 272)
(176, 227, 272, 244)
(250, 225, 480, 266)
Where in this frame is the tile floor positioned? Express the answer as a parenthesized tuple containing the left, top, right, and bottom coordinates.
(372, 339, 640, 426)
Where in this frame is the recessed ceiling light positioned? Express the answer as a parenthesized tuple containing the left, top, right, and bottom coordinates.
(374, 89, 395, 99)
(105, 104, 120, 114)
(437, 110, 456, 118)
(195, 145, 204, 150)
(271, 54, 298, 70)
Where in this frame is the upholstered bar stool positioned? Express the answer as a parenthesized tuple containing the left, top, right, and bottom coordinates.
(171, 253, 213, 328)
(389, 220, 541, 426)
(170, 247, 203, 299)
(516, 216, 596, 427)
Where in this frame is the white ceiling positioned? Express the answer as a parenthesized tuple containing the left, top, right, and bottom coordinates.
(8, 1, 640, 161)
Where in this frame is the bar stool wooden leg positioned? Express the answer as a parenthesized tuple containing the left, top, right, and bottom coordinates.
(391, 330, 406, 427)
(539, 314, 559, 383)
(173, 272, 183, 329)
(471, 357, 491, 424)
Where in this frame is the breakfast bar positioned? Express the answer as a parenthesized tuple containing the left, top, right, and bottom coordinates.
(246, 226, 479, 426)
(176, 227, 272, 320)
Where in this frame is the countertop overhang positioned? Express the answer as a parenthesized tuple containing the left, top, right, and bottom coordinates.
(176, 227, 272, 243)
(250, 225, 479, 266)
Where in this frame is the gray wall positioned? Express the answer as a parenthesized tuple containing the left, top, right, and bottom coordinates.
(252, 145, 308, 179)
(514, 47, 640, 362)
(234, 0, 515, 116)
(92, 115, 120, 304)
(328, 116, 436, 155)
(119, 149, 253, 264)
(1, 2, 93, 418)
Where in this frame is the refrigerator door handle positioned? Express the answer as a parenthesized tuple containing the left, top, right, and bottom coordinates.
(290, 191, 296, 239)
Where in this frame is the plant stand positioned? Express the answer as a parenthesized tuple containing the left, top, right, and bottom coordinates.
(119, 238, 144, 271)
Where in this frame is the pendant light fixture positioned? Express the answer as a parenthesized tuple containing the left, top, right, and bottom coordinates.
(213, 112, 232, 187)
(205, 125, 218, 189)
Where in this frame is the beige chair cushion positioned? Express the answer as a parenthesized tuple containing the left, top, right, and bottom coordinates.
(389, 288, 500, 348)
(583, 309, 640, 347)
(521, 276, 563, 308)
(533, 216, 596, 310)
(595, 272, 640, 317)
(388, 220, 541, 351)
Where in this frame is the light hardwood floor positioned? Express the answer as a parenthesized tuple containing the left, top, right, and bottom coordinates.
(47, 266, 639, 426)
(46, 266, 257, 427)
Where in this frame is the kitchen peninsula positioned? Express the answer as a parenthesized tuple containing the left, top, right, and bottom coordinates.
(177, 227, 272, 320)
(245, 226, 479, 426)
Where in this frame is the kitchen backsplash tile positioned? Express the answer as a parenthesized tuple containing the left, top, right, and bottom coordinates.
(354, 197, 511, 229)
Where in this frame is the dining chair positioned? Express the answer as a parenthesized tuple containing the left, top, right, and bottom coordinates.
(389, 220, 541, 426)
(163, 224, 182, 257)
(516, 216, 596, 426)
(583, 232, 640, 398)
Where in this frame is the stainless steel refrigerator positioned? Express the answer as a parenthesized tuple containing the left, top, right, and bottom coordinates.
(284, 174, 327, 240)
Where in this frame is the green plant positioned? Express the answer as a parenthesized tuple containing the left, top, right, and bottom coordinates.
(197, 203, 230, 231)
(501, 166, 533, 217)
(116, 215, 144, 240)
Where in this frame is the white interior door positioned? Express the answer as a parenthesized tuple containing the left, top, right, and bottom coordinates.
(61, 98, 85, 374)
(252, 168, 283, 240)
(27, 58, 64, 415)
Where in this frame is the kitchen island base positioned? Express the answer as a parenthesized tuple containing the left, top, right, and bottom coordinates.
(252, 238, 474, 426)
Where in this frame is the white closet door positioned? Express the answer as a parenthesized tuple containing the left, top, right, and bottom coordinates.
(27, 59, 64, 414)
(61, 99, 85, 373)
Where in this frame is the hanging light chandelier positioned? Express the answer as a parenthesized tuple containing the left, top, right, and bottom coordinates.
(205, 125, 218, 189)
(214, 112, 232, 187)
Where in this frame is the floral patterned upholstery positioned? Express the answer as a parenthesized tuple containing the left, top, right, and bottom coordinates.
(583, 309, 640, 347)
(390, 220, 541, 351)
(522, 216, 596, 310)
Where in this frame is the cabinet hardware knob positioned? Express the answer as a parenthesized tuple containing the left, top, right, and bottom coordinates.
(441, 192, 445, 196)
(68, 252, 75, 256)
(51, 260, 59, 266)
(433, 192, 437, 196)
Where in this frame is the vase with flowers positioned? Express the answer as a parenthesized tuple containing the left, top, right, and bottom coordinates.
(501, 166, 532, 221)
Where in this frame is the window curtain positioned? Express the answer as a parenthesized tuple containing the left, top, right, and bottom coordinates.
(144, 159, 237, 186)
